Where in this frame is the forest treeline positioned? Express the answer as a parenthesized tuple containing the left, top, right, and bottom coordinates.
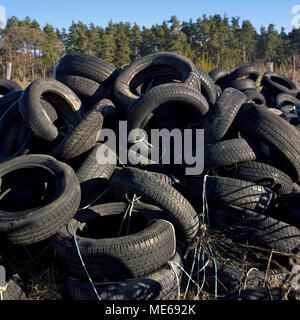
(0, 14, 299, 83)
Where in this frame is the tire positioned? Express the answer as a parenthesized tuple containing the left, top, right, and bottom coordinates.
(204, 138, 260, 171)
(260, 87, 277, 108)
(277, 193, 300, 228)
(0, 90, 23, 118)
(217, 161, 293, 195)
(0, 79, 22, 96)
(51, 202, 177, 281)
(187, 176, 276, 213)
(62, 251, 182, 300)
(56, 74, 114, 109)
(114, 52, 201, 111)
(127, 83, 209, 132)
(223, 78, 257, 91)
(226, 66, 260, 82)
(76, 144, 116, 208)
(203, 88, 248, 144)
(225, 288, 286, 300)
(235, 103, 300, 182)
(293, 183, 300, 193)
(215, 85, 222, 98)
(208, 67, 229, 85)
(56, 53, 117, 84)
(19, 78, 84, 143)
(211, 206, 300, 253)
(0, 101, 33, 163)
(110, 167, 199, 243)
(0, 155, 81, 245)
(244, 89, 266, 106)
(261, 72, 299, 96)
(51, 100, 108, 162)
(202, 261, 286, 296)
(1, 274, 26, 300)
(196, 67, 217, 104)
(276, 93, 300, 110)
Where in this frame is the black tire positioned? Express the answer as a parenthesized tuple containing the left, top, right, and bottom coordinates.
(114, 52, 201, 111)
(211, 206, 300, 253)
(51, 202, 176, 281)
(51, 100, 109, 162)
(277, 193, 300, 228)
(276, 93, 300, 110)
(19, 78, 84, 142)
(196, 67, 217, 104)
(1, 274, 26, 300)
(261, 72, 299, 96)
(244, 89, 266, 106)
(203, 261, 285, 296)
(76, 144, 116, 208)
(217, 161, 293, 195)
(0, 155, 81, 245)
(208, 67, 229, 85)
(225, 288, 298, 300)
(0, 101, 33, 163)
(62, 251, 182, 300)
(203, 88, 248, 144)
(260, 87, 277, 108)
(56, 53, 116, 84)
(235, 103, 300, 182)
(127, 83, 209, 132)
(110, 167, 199, 243)
(56, 74, 113, 109)
(0, 90, 23, 118)
(204, 138, 260, 171)
(187, 176, 276, 213)
(215, 85, 222, 98)
(226, 66, 260, 82)
(223, 78, 257, 91)
(0, 79, 22, 96)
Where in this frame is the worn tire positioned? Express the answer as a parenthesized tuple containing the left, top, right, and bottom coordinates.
(223, 78, 257, 91)
(0, 79, 22, 96)
(203, 88, 247, 144)
(110, 167, 199, 243)
(51, 202, 176, 281)
(76, 144, 116, 208)
(19, 78, 84, 142)
(114, 52, 201, 111)
(208, 67, 229, 86)
(187, 176, 276, 213)
(226, 66, 259, 82)
(204, 138, 260, 171)
(244, 89, 266, 106)
(0, 155, 81, 245)
(127, 83, 209, 132)
(62, 251, 182, 300)
(235, 103, 300, 182)
(0, 90, 23, 118)
(261, 72, 299, 96)
(218, 161, 293, 195)
(211, 206, 300, 253)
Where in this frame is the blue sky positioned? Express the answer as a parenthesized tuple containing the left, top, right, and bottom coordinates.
(0, 0, 299, 33)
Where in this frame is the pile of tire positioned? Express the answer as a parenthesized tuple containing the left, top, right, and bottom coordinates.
(0, 52, 299, 301)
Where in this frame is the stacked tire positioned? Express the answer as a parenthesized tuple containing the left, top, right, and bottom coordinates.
(0, 53, 299, 301)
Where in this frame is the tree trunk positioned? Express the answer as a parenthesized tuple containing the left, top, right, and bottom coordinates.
(5, 62, 12, 80)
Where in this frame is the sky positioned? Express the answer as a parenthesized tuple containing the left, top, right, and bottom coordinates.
(0, 0, 299, 33)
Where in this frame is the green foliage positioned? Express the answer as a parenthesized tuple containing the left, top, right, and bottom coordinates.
(0, 15, 299, 81)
